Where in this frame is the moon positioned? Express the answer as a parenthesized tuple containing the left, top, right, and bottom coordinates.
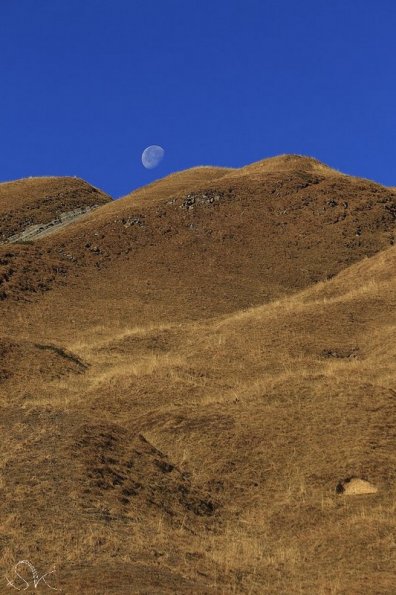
(141, 145, 165, 169)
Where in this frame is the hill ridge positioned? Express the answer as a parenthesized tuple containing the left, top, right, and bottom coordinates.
(0, 154, 395, 306)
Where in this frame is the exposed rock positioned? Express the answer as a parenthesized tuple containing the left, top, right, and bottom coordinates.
(122, 216, 145, 227)
(0, 176, 112, 242)
(180, 190, 227, 210)
(336, 477, 378, 495)
(5, 206, 99, 244)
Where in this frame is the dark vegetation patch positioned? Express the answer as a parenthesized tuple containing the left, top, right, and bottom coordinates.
(0, 338, 88, 384)
(320, 347, 360, 359)
(34, 343, 88, 370)
(74, 423, 219, 523)
(0, 244, 69, 301)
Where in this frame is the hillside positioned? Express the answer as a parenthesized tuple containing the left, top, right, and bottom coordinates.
(0, 155, 394, 307)
(0, 176, 112, 243)
(0, 156, 395, 593)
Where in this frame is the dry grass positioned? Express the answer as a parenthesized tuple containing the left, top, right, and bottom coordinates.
(227, 153, 344, 178)
(0, 157, 395, 593)
(2, 248, 394, 592)
(0, 176, 111, 243)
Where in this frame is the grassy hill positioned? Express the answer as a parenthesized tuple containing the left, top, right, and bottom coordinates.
(0, 156, 395, 593)
(0, 176, 112, 243)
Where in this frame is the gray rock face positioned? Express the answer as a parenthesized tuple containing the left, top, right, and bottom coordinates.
(4, 205, 99, 244)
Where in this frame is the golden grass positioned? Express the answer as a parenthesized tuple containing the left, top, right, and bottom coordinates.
(0, 161, 395, 592)
(2, 246, 393, 592)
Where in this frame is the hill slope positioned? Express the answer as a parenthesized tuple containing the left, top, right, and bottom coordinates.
(0, 176, 112, 243)
(0, 155, 394, 307)
(0, 156, 395, 593)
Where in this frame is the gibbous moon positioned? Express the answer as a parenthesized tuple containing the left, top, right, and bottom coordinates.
(141, 145, 165, 169)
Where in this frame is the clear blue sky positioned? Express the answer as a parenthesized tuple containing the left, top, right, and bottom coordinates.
(1, 0, 395, 197)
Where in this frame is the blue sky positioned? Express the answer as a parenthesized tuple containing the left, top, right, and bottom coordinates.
(1, 0, 395, 197)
